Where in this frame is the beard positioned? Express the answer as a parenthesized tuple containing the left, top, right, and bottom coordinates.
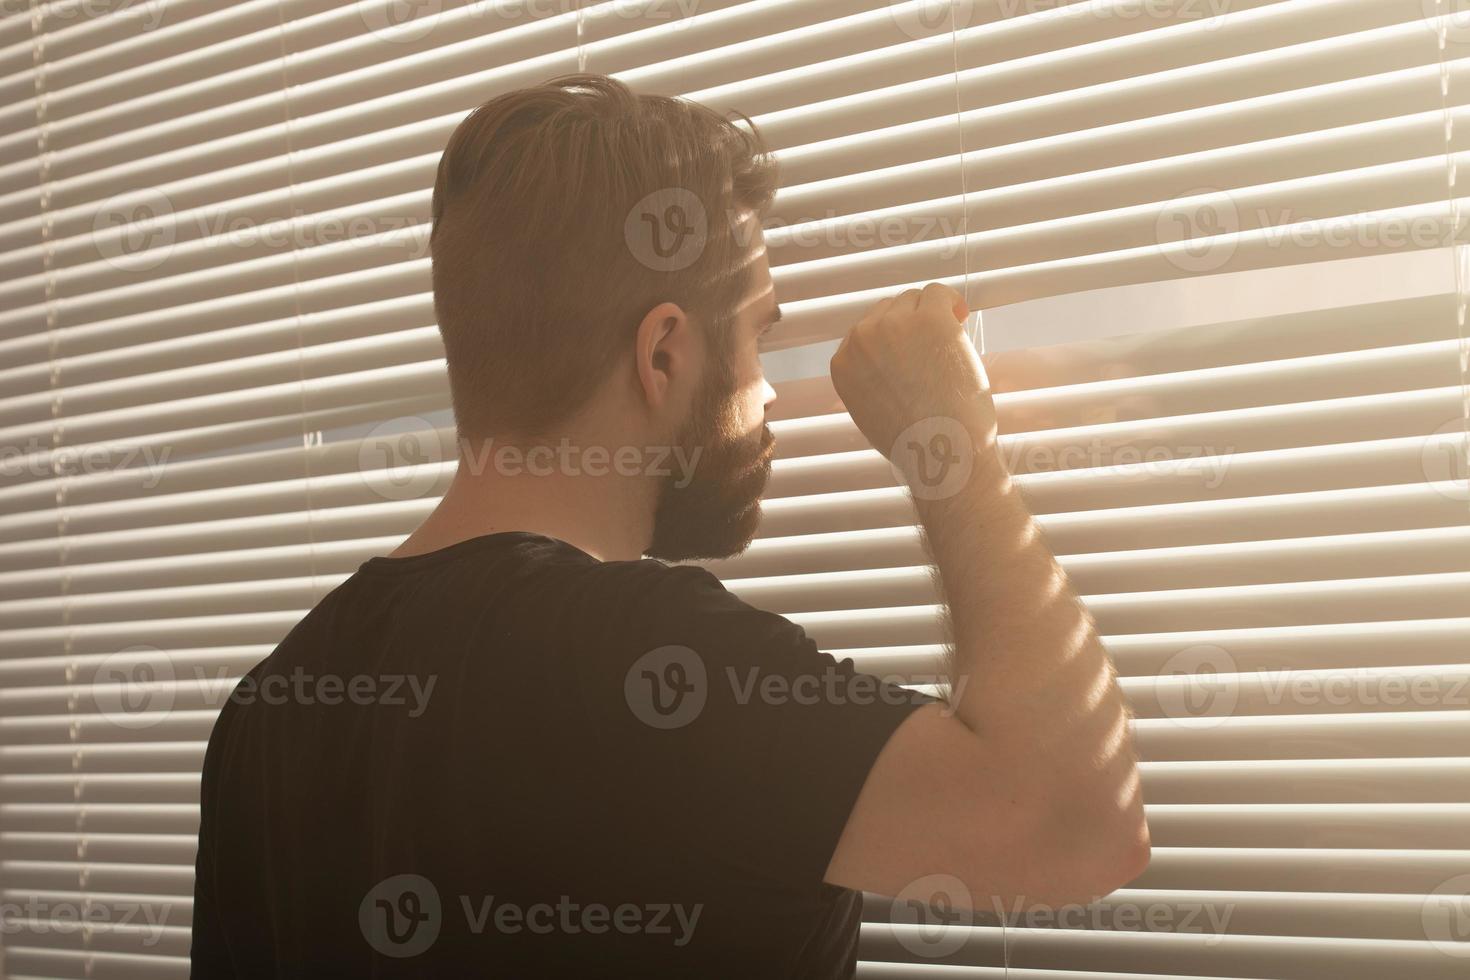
(644, 352, 775, 562)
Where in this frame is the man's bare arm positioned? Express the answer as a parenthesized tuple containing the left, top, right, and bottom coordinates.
(822, 282, 1149, 908)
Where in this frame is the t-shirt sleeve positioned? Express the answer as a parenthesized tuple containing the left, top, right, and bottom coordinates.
(190, 703, 238, 978)
(613, 562, 941, 891)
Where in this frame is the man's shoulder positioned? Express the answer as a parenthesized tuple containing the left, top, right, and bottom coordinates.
(586, 558, 825, 693)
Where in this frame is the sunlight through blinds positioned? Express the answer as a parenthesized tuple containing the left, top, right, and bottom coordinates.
(0, 0, 1467, 977)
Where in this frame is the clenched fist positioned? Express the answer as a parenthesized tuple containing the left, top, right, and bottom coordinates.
(830, 283, 998, 489)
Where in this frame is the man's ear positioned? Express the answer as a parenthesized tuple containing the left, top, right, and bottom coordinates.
(633, 301, 696, 413)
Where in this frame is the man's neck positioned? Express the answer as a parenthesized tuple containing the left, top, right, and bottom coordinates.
(388, 456, 658, 563)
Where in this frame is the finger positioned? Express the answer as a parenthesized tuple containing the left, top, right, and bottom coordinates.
(859, 295, 897, 327)
(919, 281, 968, 324)
(888, 288, 923, 315)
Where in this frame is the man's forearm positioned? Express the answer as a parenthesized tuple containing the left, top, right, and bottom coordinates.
(913, 410, 1146, 870)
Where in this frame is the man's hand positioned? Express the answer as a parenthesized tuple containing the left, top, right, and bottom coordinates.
(830, 282, 997, 465)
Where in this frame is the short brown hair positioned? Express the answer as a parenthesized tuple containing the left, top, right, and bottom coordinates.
(429, 73, 779, 442)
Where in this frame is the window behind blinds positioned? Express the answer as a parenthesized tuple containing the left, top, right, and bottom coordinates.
(0, 1, 1466, 977)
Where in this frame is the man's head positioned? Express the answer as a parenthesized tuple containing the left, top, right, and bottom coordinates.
(429, 74, 782, 561)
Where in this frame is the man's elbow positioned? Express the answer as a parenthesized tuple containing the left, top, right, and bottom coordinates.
(1093, 818, 1152, 894)
(1021, 809, 1152, 908)
(1071, 814, 1151, 902)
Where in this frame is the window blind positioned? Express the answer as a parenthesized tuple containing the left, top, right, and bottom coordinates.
(0, 1, 1466, 978)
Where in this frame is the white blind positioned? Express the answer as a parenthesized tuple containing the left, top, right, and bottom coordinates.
(1, 1, 1467, 978)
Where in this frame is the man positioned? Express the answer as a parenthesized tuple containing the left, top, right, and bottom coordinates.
(191, 73, 1148, 978)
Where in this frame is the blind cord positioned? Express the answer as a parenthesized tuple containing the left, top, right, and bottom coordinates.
(949, 1, 981, 357)
(945, 1, 1002, 974)
(272, 0, 321, 602)
(26, 1, 93, 972)
(1431, 1, 1470, 524)
(577, 0, 588, 72)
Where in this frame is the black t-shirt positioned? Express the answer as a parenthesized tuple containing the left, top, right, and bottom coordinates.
(191, 531, 934, 978)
